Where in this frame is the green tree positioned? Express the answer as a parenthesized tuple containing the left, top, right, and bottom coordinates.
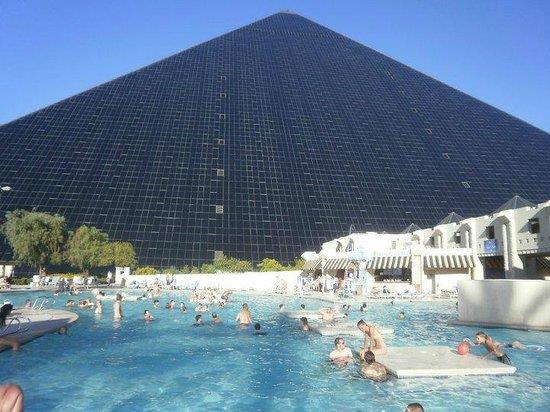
(1, 210, 67, 276)
(202, 255, 253, 273)
(190, 266, 201, 274)
(293, 258, 305, 270)
(162, 266, 178, 274)
(102, 241, 136, 268)
(66, 226, 109, 275)
(257, 257, 284, 272)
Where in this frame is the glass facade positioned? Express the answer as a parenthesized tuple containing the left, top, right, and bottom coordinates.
(0, 12, 549, 267)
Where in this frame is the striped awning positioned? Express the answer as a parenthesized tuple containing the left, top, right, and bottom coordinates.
(324, 258, 352, 271)
(536, 256, 550, 271)
(302, 259, 321, 271)
(366, 255, 411, 270)
(423, 254, 474, 269)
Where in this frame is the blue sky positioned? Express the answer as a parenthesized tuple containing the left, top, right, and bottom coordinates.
(1, 0, 549, 132)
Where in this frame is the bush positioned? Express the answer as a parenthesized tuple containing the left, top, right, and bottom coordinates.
(134, 266, 157, 276)
(162, 266, 179, 275)
(9, 277, 31, 285)
(257, 258, 284, 272)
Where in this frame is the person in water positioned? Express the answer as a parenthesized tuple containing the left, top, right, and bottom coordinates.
(194, 314, 203, 326)
(0, 384, 24, 412)
(357, 319, 388, 356)
(165, 300, 175, 310)
(180, 302, 187, 313)
(94, 299, 103, 315)
(113, 294, 123, 320)
(24, 299, 32, 308)
(143, 310, 154, 321)
(360, 350, 388, 382)
(300, 317, 310, 331)
(399, 311, 405, 320)
(278, 303, 285, 311)
(360, 303, 367, 312)
(329, 337, 353, 365)
(153, 299, 160, 309)
(58, 326, 68, 335)
(474, 331, 511, 364)
(300, 303, 306, 310)
(66, 300, 75, 307)
(211, 313, 221, 325)
(253, 323, 266, 335)
(236, 303, 252, 325)
(405, 403, 424, 412)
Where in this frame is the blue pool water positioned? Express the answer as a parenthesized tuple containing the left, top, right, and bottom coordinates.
(1, 290, 549, 411)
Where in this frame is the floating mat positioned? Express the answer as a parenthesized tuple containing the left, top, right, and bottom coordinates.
(312, 323, 394, 337)
(279, 310, 346, 320)
(376, 346, 516, 378)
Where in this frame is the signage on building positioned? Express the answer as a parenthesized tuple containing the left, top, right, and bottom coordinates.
(484, 239, 498, 254)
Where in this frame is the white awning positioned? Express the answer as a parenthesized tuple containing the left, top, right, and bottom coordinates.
(302, 259, 321, 271)
(324, 258, 352, 271)
(424, 254, 474, 269)
(366, 255, 411, 269)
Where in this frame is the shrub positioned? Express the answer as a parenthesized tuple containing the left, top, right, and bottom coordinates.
(257, 258, 284, 272)
(134, 266, 157, 276)
(9, 277, 31, 285)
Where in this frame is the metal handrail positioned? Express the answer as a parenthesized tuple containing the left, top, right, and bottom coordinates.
(0, 317, 21, 336)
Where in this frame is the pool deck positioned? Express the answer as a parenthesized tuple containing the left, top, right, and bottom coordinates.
(311, 323, 394, 337)
(376, 346, 517, 378)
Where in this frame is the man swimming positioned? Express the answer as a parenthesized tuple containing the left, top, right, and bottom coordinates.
(194, 314, 203, 326)
(360, 350, 388, 382)
(113, 294, 123, 320)
(475, 331, 511, 364)
(143, 310, 154, 321)
(211, 313, 221, 325)
(357, 319, 388, 356)
(253, 323, 266, 335)
(300, 317, 310, 331)
(398, 311, 405, 320)
(359, 303, 367, 312)
(236, 303, 252, 325)
(329, 337, 353, 365)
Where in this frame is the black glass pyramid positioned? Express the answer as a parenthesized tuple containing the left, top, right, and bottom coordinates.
(1, 12, 549, 267)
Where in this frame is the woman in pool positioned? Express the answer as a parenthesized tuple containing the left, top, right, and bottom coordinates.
(360, 350, 388, 382)
(211, 313, 221, 325)
(236, 303, 252, 325)
(329, 337, 353, 366)
(474, 331, 511, 364)
(300, 317, 310, 331)
(194, 314, 203, 326)
(113, 294, 123, 320)
(357, 319, 388, 356)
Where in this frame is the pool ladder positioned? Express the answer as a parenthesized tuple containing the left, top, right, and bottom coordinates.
(32, 296, 51, 310)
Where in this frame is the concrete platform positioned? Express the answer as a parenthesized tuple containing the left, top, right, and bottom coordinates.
(312, 323, 394, 337)
(376, 346, 516, 378)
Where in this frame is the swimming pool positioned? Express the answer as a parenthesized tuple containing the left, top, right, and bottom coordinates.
(1, 290, 549, 411)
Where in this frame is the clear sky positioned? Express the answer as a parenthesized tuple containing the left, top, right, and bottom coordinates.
(1, 0, 549, 132)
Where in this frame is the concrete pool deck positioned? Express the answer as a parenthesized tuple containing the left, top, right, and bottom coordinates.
(311, 323, 394, 337)
(377, 346, 517, 378)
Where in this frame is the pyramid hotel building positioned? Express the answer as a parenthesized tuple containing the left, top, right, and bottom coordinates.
(0, 12, 549, 270)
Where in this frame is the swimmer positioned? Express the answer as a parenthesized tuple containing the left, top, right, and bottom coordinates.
(300, 317, 310, 331)
(113, 294, 123, 320)
(300, 303, 306, 310)
(278, 303, 285, 311)
(95, 300, 103, 315)
(253, 323, 266, 335)
(329, 337, 353, 365)
(211, 313, 221, 325)
(0, 384, 24, 412)
(66, 300, 75, 307)
(143, 310, 154, 321)
(165, 300, 175, 310)
(0, 336, 20, 352)
(359, 303, 367, 312)
(193, 314, 203, 326)
(399, 311, 405, 320)
(24, 299, 32, 308)
(236, 303, 252, 325)
(357, 319, 388, 356)
(390, 300, 394, 306)
(360, 350, 388, 382)
(153, 299, 160, 309)
(58, 326, 68, 335)
(405, 403, 424, 412)
(180, 302, 187, 313)
(475, 331, 511, 364)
